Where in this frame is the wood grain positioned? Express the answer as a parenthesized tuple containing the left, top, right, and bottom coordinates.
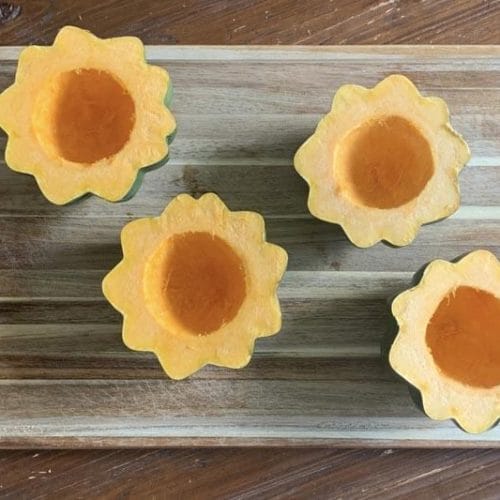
(0, 448, 498, 499)
(0, 45, 499, 449)
(0, 2, 499, 496)
(0, 217, 498, 272)
(1, 161, 498, 216)
(0, 0, 498, 45)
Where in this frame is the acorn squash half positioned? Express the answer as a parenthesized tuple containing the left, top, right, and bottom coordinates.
(389, 250, 500, 433)
(0, 26, 175, 204)
(102, 193, 288, 379)
(294, 75, 470, 247)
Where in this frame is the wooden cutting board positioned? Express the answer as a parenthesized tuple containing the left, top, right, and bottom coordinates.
(0, 46, 499, 448)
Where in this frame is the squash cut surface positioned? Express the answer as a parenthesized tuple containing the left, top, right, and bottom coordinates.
(0, 26, 176, 204)
(103, 193, 288, 379)
(294, 74, 470, 247)
(390, 250, 500, 433)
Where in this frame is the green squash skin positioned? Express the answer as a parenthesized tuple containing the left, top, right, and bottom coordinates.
(120, 152, 171, 202)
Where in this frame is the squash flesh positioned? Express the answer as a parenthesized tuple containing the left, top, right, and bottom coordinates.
(426, 286, 500, 389)
(33, 68, 135, 164)
(335, 115, 434, 209)
(158, 231, 247, 336)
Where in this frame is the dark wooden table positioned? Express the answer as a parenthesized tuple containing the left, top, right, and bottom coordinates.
(0, 1, 499, 498)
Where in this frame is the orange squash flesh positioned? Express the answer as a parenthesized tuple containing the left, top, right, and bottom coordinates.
(33, 68, 136, 164)
(335, 115, 435, 209)
(426, 286, 500, 389)
(157, 231, 247, 336)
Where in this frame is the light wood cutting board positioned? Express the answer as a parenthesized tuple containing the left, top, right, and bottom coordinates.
(0, 46, 499, 448)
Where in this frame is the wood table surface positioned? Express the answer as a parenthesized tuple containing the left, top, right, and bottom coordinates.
(0, 1, 499, 498)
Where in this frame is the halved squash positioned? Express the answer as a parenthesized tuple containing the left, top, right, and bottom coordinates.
(0, 26, 175, 204)
(102, 193, 288, 379)
(389, 250, 500, 433)
(294, 75, 470, 247)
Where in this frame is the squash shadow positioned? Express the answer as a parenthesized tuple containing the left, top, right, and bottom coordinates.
(381, 265, 429, 418)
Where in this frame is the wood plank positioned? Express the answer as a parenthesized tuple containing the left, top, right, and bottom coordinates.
(1, 0, 498, 46)
(0, 159, 498, 217)
(0, 271, 409, 378)
(0, 356, 392, 381)
(0, 112, 498, 168)
(2, 46, 500, 61)
(0, 311, 388, 379)
(0, 379, 498, 446)
(0, 216, 497, 271)
(0, 333, 382, 380)
(0, 373, 417, 418)
(9, 61, 500, 112)
(1, 449, 499, 500)
(0, 298, 389, 341)
(0, 436, 498, 449)
(0, 270, 413, 300)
